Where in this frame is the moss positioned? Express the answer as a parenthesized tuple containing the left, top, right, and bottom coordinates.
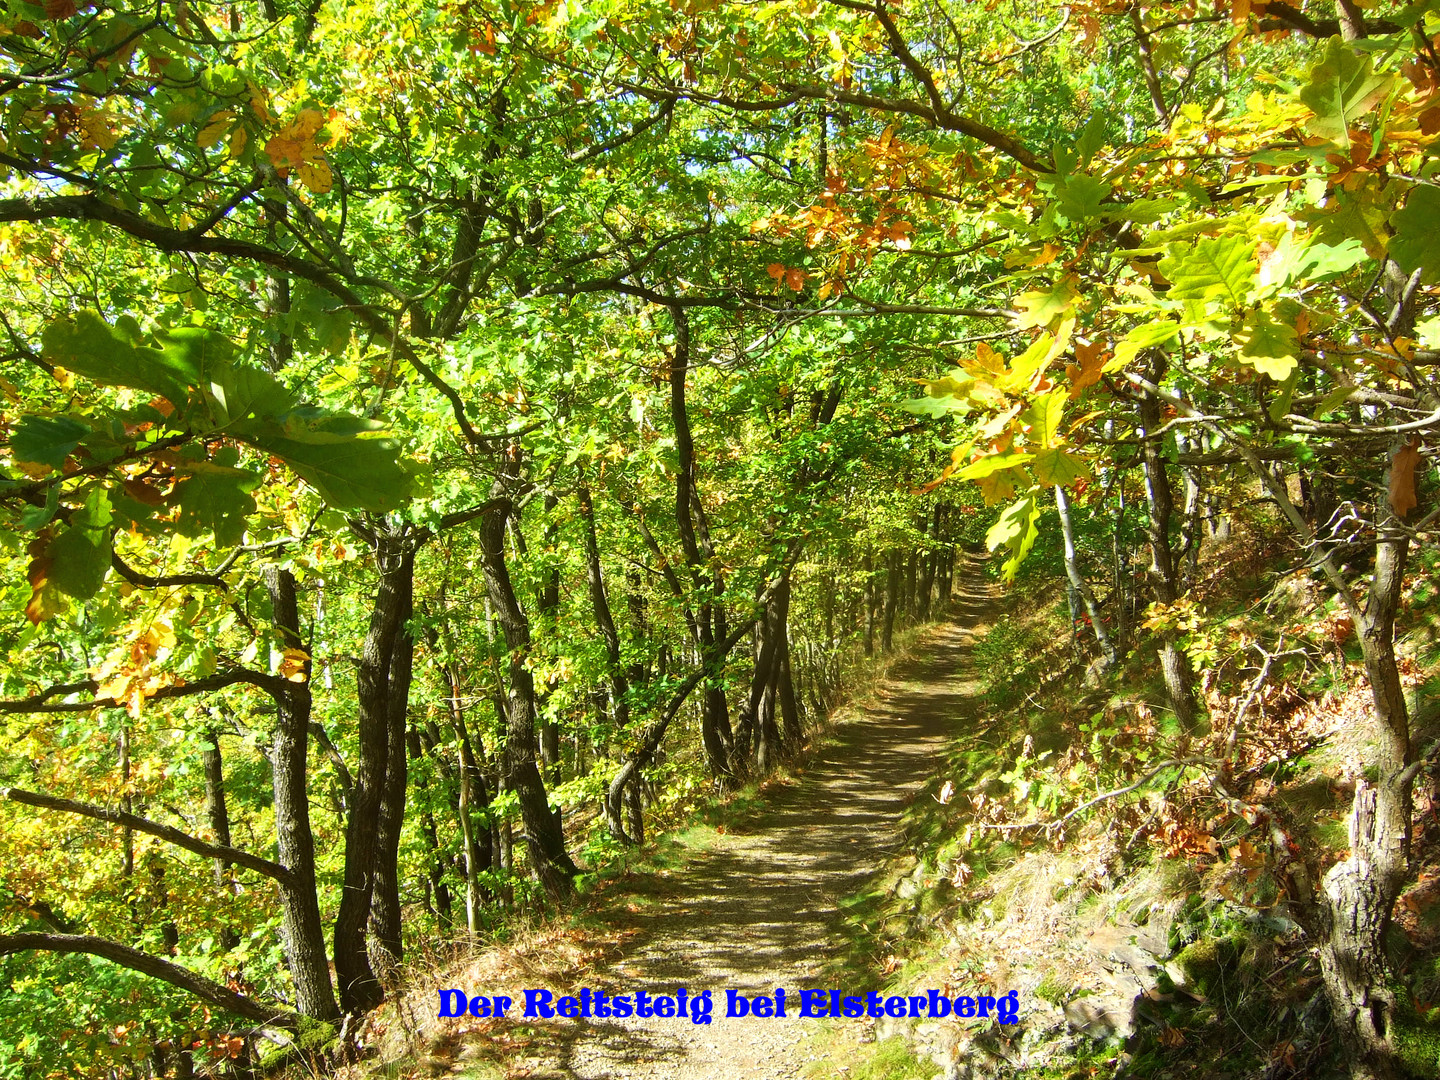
(1035, 971, 1069, 1007)
(256, 1016, 337, 1071)
(1172, 935, 1243, 998)
(1392, 999, 1440, 1078)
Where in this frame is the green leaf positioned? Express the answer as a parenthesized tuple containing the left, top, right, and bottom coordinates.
(18, 483, 60, 531)
(42, 311, 196, 406)
(237, 428, 410, 511)
(169, 462, 263, 547)
(203, 361, 297, 426)
(1299, 36, 1394, 148)
(1315, 384, 1356, 417)
(46, 488, 113, 600)
(1311, 189, 1389, 258)
(1048, 173, 1112, 223)
(1389, 185, 1440, 284)
(1234, 308, 1299, 380)
(1106, 319, 1179, 372)
(956, 451, 1033, 481)
(1268, 367, 1302, 422)
(1160, 236, 1256, 307)
(1013, 278, 1079, 331)
(902, 395, 971, 418)
(1262, 232, 1367, 290)
(1019, 390, 1067, 449)
(1032, 447, 1090, 486)
(985, 496, 1041, 582)
(9, 415, 90, 468)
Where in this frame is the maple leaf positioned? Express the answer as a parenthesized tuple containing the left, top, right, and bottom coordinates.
(1389, 439, 1422, 519)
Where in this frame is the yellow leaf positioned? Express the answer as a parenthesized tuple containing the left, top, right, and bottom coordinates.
(279, 647, 310, 682)
(264, 134, 306, 169)
(79, 109, 119, 151)
(228, 126, 247, 158)
(296, 157, 333, 194)
(247, 82, 273, 125)
(197, 111, 234, 149)
(976, 469, 1016, 505)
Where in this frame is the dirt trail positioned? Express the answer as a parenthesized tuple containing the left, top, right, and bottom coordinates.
(418, 556, 997, 1080)
(506, 555, 997, 1080)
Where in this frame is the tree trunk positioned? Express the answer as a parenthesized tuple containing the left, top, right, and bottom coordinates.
(478, 493, 577, 904)
(333, 531, 412, 1014)
(446, 663, 490, 933)
(408, 729, 453, 931)
(578, 475, 644, 843)
(882, 550, 900, 653)
(1137, 359, 1198, 731)
(1315, 486, 1414, 1079)
(863, 552, 876, 657)
(370, 545, 416, 977)
(200, 727, 240, 952)
(260, 567, 339, 1022)
(665, 304, 735, 780)
(1055, 485, 1118, 671)
(537, 493, 562, 781)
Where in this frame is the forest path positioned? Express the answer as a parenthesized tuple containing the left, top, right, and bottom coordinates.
(545, 554, 997, 1080)
(437, 554, 997, 1080)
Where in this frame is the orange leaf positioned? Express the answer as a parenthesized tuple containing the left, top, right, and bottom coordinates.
(279, 648, 309, 682)
(784, 267, 807, 291)
(1389, 439, 1422, 519)
(1066, 340, 1106, 399)
(766, 262, 785, 280)
(24, 553, 64, 624)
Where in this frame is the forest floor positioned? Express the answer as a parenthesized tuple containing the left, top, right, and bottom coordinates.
(383, 554, 998, 1080)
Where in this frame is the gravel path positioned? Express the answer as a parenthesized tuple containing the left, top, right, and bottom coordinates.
(530, 556, 997, 1080)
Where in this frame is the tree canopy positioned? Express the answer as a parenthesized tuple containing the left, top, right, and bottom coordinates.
(0, 1, 1436, 1078)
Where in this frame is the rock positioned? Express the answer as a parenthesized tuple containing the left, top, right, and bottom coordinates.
(1063, 996, 1136, 1039)
(876, 1015, 915, 1042)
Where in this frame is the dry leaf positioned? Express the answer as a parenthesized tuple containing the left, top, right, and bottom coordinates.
(1389, 438, 1421, 518)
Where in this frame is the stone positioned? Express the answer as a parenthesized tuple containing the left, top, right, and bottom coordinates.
(1063, 996, 1136, 1039)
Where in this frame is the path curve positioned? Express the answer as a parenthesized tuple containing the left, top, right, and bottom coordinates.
(549, 555, 997, 1080)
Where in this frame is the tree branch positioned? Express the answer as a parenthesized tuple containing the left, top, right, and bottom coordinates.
(0, 786, 297, 887)
(0, 933, 302, 1029)
(0, 669, 289, 714)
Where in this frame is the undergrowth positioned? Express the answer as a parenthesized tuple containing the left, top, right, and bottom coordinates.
(827, 507, 1440, 1080)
